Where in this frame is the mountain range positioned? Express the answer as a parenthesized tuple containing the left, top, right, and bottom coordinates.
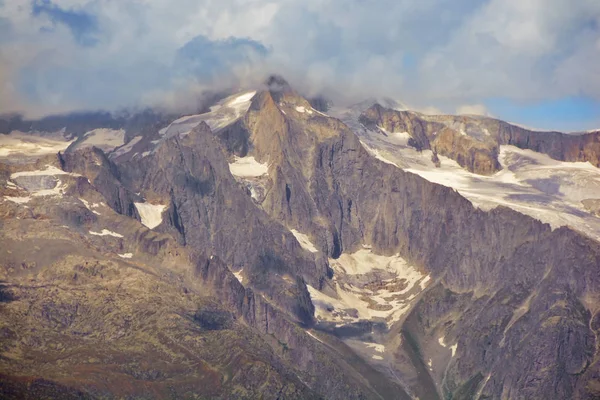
(1, 77, 599, 399)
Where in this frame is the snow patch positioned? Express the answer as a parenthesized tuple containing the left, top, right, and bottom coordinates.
(308, 249, 431, 326)
(80, 198, 102, 215)
(89, 229, 123, 238)
(296, 106, 313, 114)
(4, 196, 31, 204)
(134, 202, 167, 229)
(11, 165, 80, 179)
(306, 330, 324, 344)
(372, 355, 384, 360)
(365, 342, 385, 353)
(229, 156, 269, 178)
(118, 253, 133, 259)
(450, 343, 458, 357)
(233, 268, 244, 284)
(290, 229, 318, 253)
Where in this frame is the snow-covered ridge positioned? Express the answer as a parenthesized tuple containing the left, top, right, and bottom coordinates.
(72, 128, 126, 153)
(337, 106, 600, 242)
(159, 91, 256, 139)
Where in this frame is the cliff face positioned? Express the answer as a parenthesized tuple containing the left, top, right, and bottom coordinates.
(217, 85, 600, 399)
(494, 121, 600, 166)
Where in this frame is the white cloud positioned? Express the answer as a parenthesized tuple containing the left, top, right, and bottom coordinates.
(0, 0, 598, 121)
(456, 104, 491, 116)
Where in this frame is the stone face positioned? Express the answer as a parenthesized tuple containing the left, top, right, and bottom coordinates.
(1, 80, 599, 400)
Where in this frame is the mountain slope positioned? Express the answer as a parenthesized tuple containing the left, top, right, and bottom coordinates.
(1, 79, 599, 399)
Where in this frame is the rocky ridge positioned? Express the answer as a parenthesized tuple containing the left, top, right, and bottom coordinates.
(359, 104, 600, 175)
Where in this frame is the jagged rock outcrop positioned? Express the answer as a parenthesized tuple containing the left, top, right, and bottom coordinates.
(494, 121, 600, 167)
(359, 104, 600, 175)
(360, 104, 501, 174)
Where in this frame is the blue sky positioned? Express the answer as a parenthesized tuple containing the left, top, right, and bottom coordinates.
(0, 0, 599, 131)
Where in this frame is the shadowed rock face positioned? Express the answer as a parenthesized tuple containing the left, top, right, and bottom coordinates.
(1, 79, 600, 399)
(359, 103, 600, 175)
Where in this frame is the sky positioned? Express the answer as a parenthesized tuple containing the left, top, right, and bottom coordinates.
(1, 0, 599, 131)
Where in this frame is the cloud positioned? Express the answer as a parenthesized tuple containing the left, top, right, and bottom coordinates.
(456, 104, 491, 116)
(0, 0, 599, 130)
(32, 0, 99, 46)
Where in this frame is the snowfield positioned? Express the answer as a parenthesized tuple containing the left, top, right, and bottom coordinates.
(89, 229, 124, 238)
(6, 165, 82, 200)
(331, 106, 600, 242)
(0, 132, 75, 160)
(111, 136, 142, 158)
(10, 165, 80, 179)
(307, 247, 431, 327)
